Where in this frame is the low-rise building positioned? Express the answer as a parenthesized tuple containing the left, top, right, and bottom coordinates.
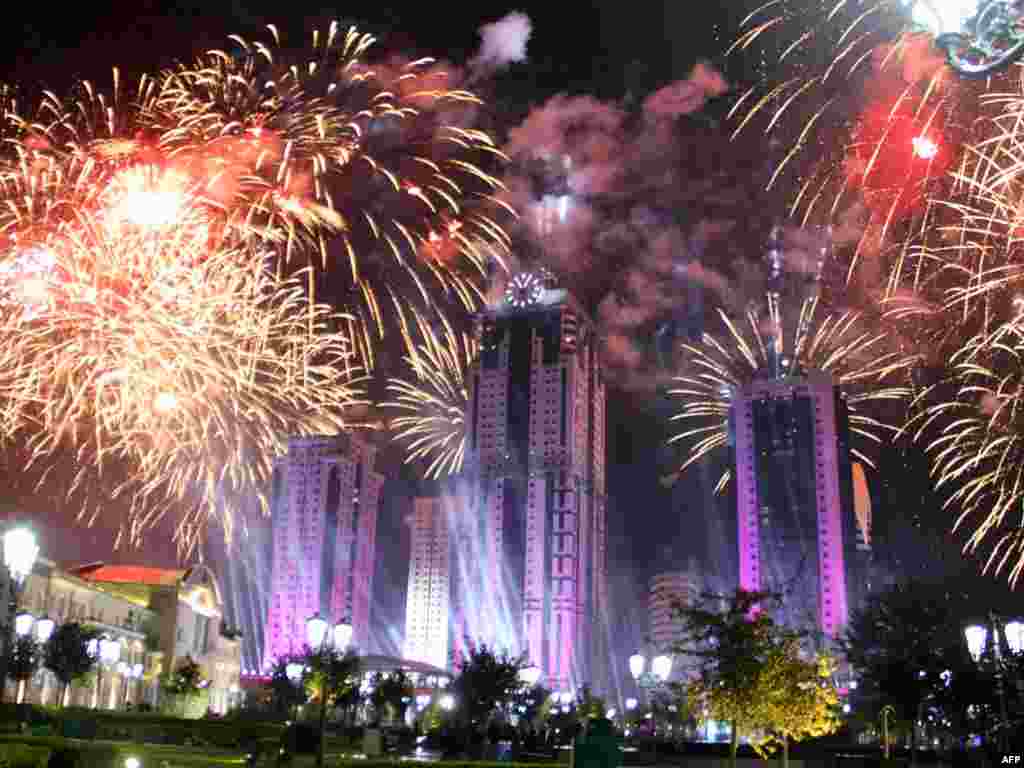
(2, 557, 240, 713)
(73, 563, 242, 714)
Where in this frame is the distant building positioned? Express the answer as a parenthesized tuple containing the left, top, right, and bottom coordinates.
(648, 571, 699, 655)
(403, 496, 450, 670)
(457, 270, 608, 694)
(263, 435, 384, 666)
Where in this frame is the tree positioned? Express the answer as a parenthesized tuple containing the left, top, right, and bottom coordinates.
(6, 634, 41, 703)
(42, 622, 98, 708)
(841, 581, 979, 757)
(162, 655, 203, 697)
(672, 589, 784, 768)
(370, 670, 413, 724)
(449, 644, 525, 726)
(757, 639, 842, 768)
(304, 647, 361, 715)
(269, 654, 308, 716)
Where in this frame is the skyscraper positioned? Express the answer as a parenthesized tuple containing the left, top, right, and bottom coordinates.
(403, 496, 451, 670)
(648, 570, 700, 655)
(733, 372, 863, 638)
(455, 270, 607, 694)
(263, 435, 383, 666)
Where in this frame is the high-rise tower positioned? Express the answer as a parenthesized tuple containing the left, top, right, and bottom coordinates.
(455, 270, 607, 694)
(263, 435, 383, 666)
(404, 496, 451, 670)
(732, 226, 864, 639)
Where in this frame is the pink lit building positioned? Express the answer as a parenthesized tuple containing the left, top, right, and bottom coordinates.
(455, 271, 608, 694)
(403, 497, 451, 670)
(263, 435, 383, 666)
(733, 372, 863, 638)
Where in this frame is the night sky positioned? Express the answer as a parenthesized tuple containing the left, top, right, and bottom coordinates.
(0, 0, 1017, 693)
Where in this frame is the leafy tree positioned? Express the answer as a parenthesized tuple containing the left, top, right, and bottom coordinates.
(6, 634, 41, 702)
(42, 622, 98, 708)
(304, 647, 361, 714)
(162, 655, 203, 697)
(757, 639, 842, 768)
(672, 589, 784, 768)
(370, 670, 413, 723)
(841, 581, 980, 756)
(449, 644, 525, 726)
(269, 654, 308, 716)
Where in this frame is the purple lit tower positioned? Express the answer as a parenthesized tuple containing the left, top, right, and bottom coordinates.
(455, 270, 608, 695)
(732, 227, 861, 639)
(263, 435, 383, 666)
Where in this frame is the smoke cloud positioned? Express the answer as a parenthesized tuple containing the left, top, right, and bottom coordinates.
(500, 61, 780, 388)
(468, 12, 533, 81)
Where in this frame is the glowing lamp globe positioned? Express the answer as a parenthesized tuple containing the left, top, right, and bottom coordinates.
(625, 697, 638, 711)
(99, 638, 121, 665)
(518, 666, 542, 687)
(440, 694, 455, 711)
(285, 662, 304, 682)
(35, 616, 55, 643)
(1005, 620, 1024, 654)
(965, 624, 988, 661)
(629, 653, 646, 679)
(14, 611, 34, 637)
(2, 527, 39, 586)
(559, 691, 574, 705)
(651, 655, 673, 682)
(333, 621, 353, 650)
(606, 708, 617, 719)
(87, 639, 99, 658)
(306, 614, 329, 648)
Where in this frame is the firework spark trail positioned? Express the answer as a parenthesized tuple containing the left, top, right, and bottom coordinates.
(667, 296, 915, 492)
(724, 0, 1001, 284)
(0, 21, 518, 550)
(886, 83, 1024, 584)
(384, 306, 475, 479)
(153, 22, 514, 358)
(0, 206, 365, 554)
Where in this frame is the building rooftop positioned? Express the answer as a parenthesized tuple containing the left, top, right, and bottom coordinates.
(72, 563, 186, 587)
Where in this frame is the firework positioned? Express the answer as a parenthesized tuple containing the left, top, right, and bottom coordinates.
(0, 207, 365, 554)
(667, 295, 914, 492)
(725, 0, 994, 279)
(385, 307, 475, 479)
(890, 81, 1024, 584)
(153, 23, 514, 361)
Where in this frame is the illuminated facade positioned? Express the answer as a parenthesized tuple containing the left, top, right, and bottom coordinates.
(733, 372, 864, 637)
(403, 497, 450, 670)
(455, 271, 607, 694)
(264, 435, 383, 665)
(648, 571, 699, 655)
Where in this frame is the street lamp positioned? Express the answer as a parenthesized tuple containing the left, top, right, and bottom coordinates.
(305, 614, 352, 768)
(518, 666, 541, 687)
(964, 614, 1012, 751)
(34, 616, 54, 644)
(1, 525, 39, 704)
(93, 637, 121, 710)
(440, 694, 455, 711)
(906, 0, 1024, 76)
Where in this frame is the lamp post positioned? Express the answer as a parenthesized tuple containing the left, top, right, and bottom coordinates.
(0, 526, 39, 704)
(305, 614, 353, 768)
(907, 0, 1024, 75)
(964, 613, 1021, 751)
(630, 653, 672, 746)
(92, 637, 121, 710)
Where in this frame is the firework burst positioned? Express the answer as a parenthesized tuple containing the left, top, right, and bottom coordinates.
(668, 295, 914, 492)
(0, 208, 365, 555)
(385, 307, 475, 479)
(154, 23, 514, 363)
